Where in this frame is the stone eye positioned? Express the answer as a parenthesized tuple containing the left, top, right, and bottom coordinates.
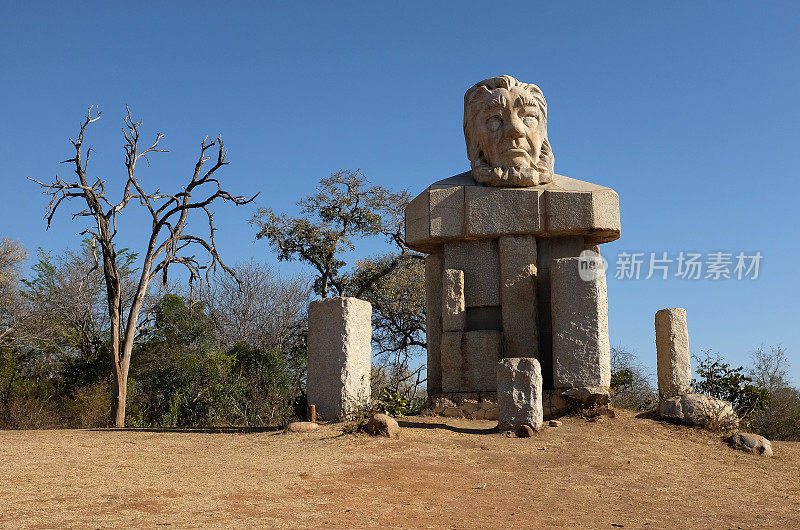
(523, 114, 538, 126)
(487, 117, 502, 131)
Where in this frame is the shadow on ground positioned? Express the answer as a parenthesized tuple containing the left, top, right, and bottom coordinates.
(397, 420, 498, 435)
(90, 426, 284, 434)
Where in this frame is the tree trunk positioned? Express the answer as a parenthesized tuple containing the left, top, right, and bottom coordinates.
(111, 371, 126, 427)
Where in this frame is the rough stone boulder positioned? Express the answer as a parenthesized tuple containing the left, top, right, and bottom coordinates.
(364, 414, 400, 438)
(497, 357, 543, 432)
(561, 386, 610, 407)
(656, 393, 738, 429)
(515, 424, 535, 438)
(286, 421, 320, 433)
(727, 432, 773, 457)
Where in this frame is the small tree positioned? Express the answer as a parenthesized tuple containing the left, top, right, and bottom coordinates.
(347, 255, 426, 400)
(748, 344, 800, 441)
(30, 107, 255, 427)
(252, 170, 401, 298)
(253, 171, 428, 397)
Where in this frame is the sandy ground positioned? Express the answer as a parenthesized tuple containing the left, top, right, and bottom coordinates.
(1, 410, 798, 529)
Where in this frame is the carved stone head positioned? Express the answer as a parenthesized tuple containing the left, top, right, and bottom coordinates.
(464, 75, 555, 187)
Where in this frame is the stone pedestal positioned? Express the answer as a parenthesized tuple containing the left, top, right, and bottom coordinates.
(497, 357, 543, 431)
(655, 308, 692, 398)
(551, 257, 611, 391)
(307, 297, 372, 421)
(408, 172, 620, 416)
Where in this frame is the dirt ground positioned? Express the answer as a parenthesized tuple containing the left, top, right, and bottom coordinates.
(1, 410, 798, 529)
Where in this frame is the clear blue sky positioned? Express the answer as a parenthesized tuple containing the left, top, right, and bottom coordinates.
(2, 2, 799, 383)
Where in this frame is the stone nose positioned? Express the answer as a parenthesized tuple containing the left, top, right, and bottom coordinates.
(504, 115, 526, 139)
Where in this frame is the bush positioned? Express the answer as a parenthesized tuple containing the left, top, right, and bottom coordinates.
(374, 388, 423, 418)
(64, 381, 110, 428)
(746, 345, 800, 441)
(610, 347, 657, 411)
(748, 387, 800, 441)
(692, 349, 768, 421)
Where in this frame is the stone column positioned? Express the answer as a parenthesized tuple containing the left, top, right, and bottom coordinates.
(307, 297, 372, 420)
(497, 357, 543, 431)
(425, 253, 443, 396)
(535, 235, 585, 388)
(499, 235, 538, 360)
(655, 308, 692, 398)
(550, 257, 611, 391)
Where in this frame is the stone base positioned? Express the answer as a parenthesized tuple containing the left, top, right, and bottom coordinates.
(431, 390, 574, 420)
(656, 393, 739, 430)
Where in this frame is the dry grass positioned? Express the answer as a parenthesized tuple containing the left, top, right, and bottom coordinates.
(1, 410, 798, 528)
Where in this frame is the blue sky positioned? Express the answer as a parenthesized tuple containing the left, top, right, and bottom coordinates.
(2, 2, 799, 383)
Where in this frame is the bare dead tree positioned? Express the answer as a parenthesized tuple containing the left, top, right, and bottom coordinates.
(30, 106, 256, 427)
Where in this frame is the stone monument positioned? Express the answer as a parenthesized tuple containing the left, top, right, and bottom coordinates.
(405, 75, 621, 418)
(307, 297, 372, 420)
(655, 307, 692, 398)
(653, 307, 739, 429)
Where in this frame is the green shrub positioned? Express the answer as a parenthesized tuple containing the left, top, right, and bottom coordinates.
(692, 349, 768, 421)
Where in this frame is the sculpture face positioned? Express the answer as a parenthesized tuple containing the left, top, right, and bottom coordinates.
(464, 76, 555, 187)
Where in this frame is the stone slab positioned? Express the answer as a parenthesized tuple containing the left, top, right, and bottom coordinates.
(497, 357, 544, 431)
(440, 330, 502, 393)
(404, 190, 430, 246)
(442, 269, 466, 332)
(462, 330, 502, 392)
(655, 308, 692, 398)
(403, 172, 620, 252)
(465, 186, 542, 236)
(307, 297, 372, 420)
(440, 331, 463, 393)
(429, 186, 464, 238)
(544, 189, 620, 240)
(550, 257, 611, 390)
(498, 235, 539, 359)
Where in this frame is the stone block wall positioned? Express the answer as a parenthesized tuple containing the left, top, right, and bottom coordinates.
(431, 390, 571, 420)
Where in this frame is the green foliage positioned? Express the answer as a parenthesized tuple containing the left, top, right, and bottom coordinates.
(131, 294, 245, 426)
(692, 349, 769, 420)
(227, 342, 297, 425)
(127, 294, 302, 427)
(374, 388, 421, 418)
(610, 368, 635, 392)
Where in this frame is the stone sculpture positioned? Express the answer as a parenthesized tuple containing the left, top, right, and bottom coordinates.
(464, 75, 554, 187)
(407, 75, 621, 419)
